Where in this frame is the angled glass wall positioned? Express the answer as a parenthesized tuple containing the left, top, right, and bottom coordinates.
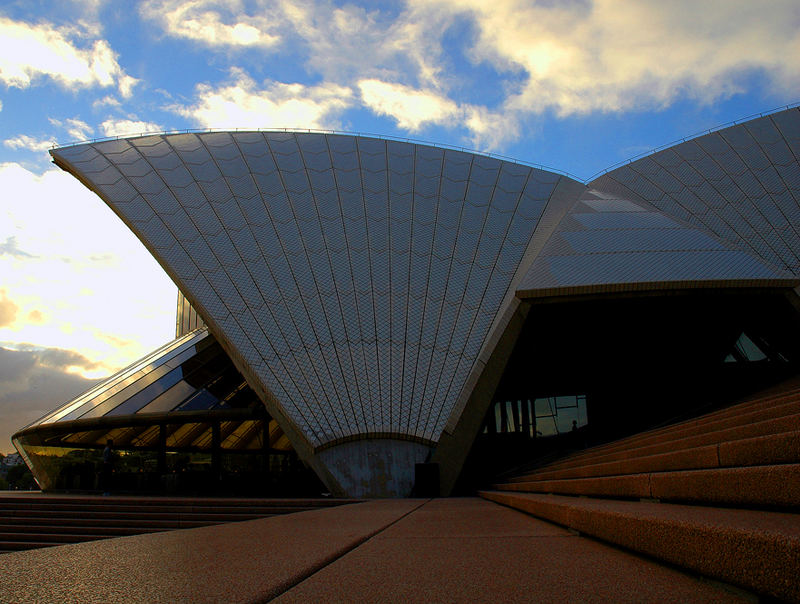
(454, 289, 800, 493)
(13, 329, 323, 496)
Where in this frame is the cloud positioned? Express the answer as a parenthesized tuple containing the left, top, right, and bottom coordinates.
(140, 0, 283, 48)
(27, 309, 45, 324)
(0, 162, 177, 383)
(0, 345, 101, 454)
(3, 135, 57, 152)
(0, 16, 137, 97)
(358, 79, 460, 132)
(48, 117, 95, 141)
(357, 79, 519, 149)
(0, 236, 37, 259)
(0, 290, 18, 328)
(409, 0, 800, 116)
(92, 95, 122, 109)
(100, 118, 164, 137)
(140, 0, 800, 139)
(142, 1, 450, 88)
(174, 69, 353, 130)
(142, 0, 800, 146)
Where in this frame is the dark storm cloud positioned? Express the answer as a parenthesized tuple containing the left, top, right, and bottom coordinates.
(0, 346, 100, 453)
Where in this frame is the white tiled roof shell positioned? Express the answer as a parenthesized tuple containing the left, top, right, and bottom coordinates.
(517, 188, 795, 296)
(52, 132, 564, 447)
(592, 108, 800, 277)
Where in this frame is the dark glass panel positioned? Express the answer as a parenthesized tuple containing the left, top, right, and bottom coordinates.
(101, 366, 185, 417)
(221, 420, 263, 450)
(50, 332, 209, 424)
(166, 422, 210, 449)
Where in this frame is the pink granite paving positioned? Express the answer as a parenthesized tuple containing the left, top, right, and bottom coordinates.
(482, 491, 800, 602)
(0, 499, 424, 603)
(274, 498, 747, 603)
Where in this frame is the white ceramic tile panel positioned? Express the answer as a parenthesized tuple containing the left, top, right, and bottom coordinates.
(593, 107, 800, 276)
(54, 133, 563, 446)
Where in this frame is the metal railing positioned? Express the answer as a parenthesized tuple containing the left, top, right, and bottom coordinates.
(50, 101, 800, 185)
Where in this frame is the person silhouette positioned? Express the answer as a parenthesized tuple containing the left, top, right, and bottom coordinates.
(101, 439, 114, 496)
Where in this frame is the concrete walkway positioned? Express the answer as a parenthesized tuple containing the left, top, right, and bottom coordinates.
(0, 498, 748, 603)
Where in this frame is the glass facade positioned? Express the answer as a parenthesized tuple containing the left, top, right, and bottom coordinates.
(13, 329, 323, 496)
(51, 134, 565, 448)
(38, 110, 800, 496)
(453, 289, 800, 493)
(485, 395, 588, 437)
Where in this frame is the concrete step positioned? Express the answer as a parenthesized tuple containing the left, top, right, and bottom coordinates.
(0, 496, 355, 554)
(530, 388, 800, 475)
(0, 533, 112, 545)
(497, 463, 800, 509)
(0, 516, 223, 530)
(0, 501, 317, 514)
(0, 509, 276, 523)
(511, 412, 800, 480)
(0, 524, 168, 537)
(0, 495, 352, 508)
(0, 541, 61, 552)
(479, 490, 800, 602)
(512, 430, 800, 483)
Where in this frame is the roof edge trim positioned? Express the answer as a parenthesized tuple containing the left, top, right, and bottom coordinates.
(515, 278, 800, 300)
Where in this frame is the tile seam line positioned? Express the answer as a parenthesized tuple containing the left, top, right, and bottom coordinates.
(259, 498, 431, 603)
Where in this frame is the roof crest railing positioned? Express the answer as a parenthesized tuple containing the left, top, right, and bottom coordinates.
(585, 101, 800, 182)
(51, 127, 583, 182)
(51, 101, 800, 185)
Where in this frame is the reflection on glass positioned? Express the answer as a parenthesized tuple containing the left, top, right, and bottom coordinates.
(13, 330, 324, 496)
(485, 395, 588, 437)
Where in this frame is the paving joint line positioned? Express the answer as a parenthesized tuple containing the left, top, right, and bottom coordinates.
(262, 499, 431, 603)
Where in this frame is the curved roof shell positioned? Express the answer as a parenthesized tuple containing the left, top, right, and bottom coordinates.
(49, 109, 800, 479)
(52, 133, 571, 450)
(592, 108, 800, 277)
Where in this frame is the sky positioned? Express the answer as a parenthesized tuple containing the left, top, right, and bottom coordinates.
(1, 0, 799, 454)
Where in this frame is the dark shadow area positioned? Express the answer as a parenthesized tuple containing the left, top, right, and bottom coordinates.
(454, 288, 800, 493)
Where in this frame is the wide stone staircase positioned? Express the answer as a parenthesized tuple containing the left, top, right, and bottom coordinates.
(0, 495, 354, 554)
(480, 381, 800, 602)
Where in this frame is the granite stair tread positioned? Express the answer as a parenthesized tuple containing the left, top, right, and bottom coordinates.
(480, 490, 800, 602)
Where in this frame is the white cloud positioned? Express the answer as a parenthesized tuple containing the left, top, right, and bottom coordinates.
(3, 135, 57, 152)
(92, 95, 122, 109)
(0, 290, 18, 328)
(0, 17, 137, 96)
(100, 118, 164, 137)
(407, 0, 800, 116)
(140, 0, 282, 48)
(357, 79, 518, 149)
(175, 70, 353, 130)
(48, 117, 95, 141)
(0, 162, 176, 381)
(139, 0, 800, 128)
(358, 79, 460, 131)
